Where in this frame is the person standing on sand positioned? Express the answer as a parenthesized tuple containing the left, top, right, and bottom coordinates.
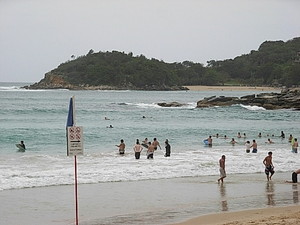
(263, 151, 275, 181)
(116, 139, 125, 155)
(164, 139, 171, 157)
(133, 139, 143, 159)
(218, 155, 226, 183)
(251, 140, 258, 153)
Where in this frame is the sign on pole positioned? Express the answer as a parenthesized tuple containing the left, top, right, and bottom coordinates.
(67, 126, 84, 156)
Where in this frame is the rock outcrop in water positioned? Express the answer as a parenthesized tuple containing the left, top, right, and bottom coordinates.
(196, 88, 300, 110)
(157, 102, 187, 107)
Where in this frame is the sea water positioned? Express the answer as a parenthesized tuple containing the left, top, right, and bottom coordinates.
(0, 82, 299, 191)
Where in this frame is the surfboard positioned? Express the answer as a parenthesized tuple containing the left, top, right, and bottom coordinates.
(203, 140, 209, 145)
(16, 144, 25, 151)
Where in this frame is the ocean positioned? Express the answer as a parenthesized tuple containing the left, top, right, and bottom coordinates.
(0, 82, 299, 191)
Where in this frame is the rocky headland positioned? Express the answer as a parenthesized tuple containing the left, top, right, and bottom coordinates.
(23, 73, 188, 91)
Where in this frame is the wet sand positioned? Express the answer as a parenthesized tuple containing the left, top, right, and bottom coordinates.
(0, 172, 298, 225)
(184, 85, 281, 92)
(173, 205, 300, 225)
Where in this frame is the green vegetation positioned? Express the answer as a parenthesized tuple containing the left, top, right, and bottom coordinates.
(207, 37, 300, 87)
(50, 37, 300, 88)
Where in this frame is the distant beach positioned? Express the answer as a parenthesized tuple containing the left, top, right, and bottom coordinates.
(184, 85, 281, 92)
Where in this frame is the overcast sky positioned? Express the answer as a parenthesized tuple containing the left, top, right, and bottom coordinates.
(1, 0, 299, 82)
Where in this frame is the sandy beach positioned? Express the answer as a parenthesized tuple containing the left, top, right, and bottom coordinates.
(184, 85, 281, 92)
(173, 205, 300, 225)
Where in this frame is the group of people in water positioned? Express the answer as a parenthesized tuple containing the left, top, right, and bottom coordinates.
(116, 137, 171, 159)
(205, 130, 298, 154)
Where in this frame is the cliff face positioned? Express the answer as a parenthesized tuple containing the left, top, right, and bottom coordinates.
(24, 73, 72, 89)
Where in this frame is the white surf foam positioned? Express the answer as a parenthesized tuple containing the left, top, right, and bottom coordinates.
(240, 104, 266, 111)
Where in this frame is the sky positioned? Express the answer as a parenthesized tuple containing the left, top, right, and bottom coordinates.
(1, 0, 300, 82)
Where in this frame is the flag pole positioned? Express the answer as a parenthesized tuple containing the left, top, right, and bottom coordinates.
(73, 96, 79, 225)
(74, 155, 79, 225)
(66, 96, 80, 225)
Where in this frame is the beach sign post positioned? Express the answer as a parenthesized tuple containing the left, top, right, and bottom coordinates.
(67, 126, 84, 156)
(66, 96, 83, 225)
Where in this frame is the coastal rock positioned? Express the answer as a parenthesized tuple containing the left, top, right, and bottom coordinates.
(23, 73, 72, 89)
(196, 88, 300, 110)
(157, 102, 186, 107)
(197, 96, 239, 108)
(240, 94, 256, 100)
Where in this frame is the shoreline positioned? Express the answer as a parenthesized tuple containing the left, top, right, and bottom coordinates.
(0, 172, 299, 225)
(184, 85, 281, 92)
(172, 205, 300, 225)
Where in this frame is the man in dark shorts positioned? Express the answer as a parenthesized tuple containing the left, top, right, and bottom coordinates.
(147, 142, 155, 159)
(263, 151, 275, 181)
(116, 139, 125, 155)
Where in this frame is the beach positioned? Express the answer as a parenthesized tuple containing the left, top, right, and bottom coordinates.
(184, 85, 281, 92)
(173, 205, 300, 225)
(1, 83, 299, 225)
(0, 172, 299, 225)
